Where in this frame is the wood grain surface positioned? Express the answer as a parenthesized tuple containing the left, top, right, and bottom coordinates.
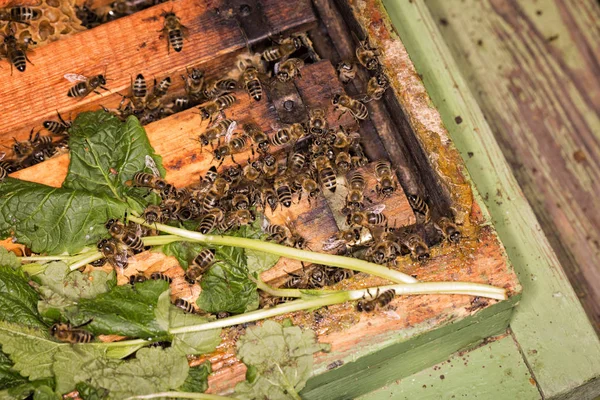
(425, 0, 600, 334)
(0, 0, 316, 149)
(386, 1, 600, 398)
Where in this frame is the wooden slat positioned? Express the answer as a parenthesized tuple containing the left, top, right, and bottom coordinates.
(425, 0, 600, 336)
(386, 0, 600, 398)
(0, 0, 316, 148)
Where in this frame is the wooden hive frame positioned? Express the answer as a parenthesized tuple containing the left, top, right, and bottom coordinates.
(0, 0, 521, 397)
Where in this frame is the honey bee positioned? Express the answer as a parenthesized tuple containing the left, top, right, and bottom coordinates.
(365, 239, 402, 265)
(274, 58, 304, 82)
(0, 165, 7, 181)
(131, 172, 170, 196)
(198, 94, 236, 123)
(97, 238, 130, 269)
(105, 219, 145, 254)
(240, 65, 262, 101)
(43, 111, 71, 135)
(402, 233, 430, 261)
(355, 35, 380, 70)
(290, 123, 307, 141)
(203, 78, 237, 100)
(334, 151, 351, 174)
(0, 6, 41, 25)
(314, 155, 337, 193)
(221, 209, 255, 230)
(261, 35, 302, 62)
(373, 160, 397, 198)
(322, 227, 363, 252)
(282, 266, 320, 289)
(2, 25, 33, 73)
(243, 159, 262, 182)
(466, 297, 489, 312)
(65, 73, 109, 98)
(288, 151, 306, 175)
(259, 290, 292, 308)
(336, 61, 356, 84)
(308, 109, 328, 136)
(356, 288, 395, 312)
(407, 194, 430, 222)
(142, 204, 163, 225)
(326, 267, 354, 285)
(182, 66, 204, 98)
(243, 123, 269, 154)
(270, 128, 291, 147)
(213, 138, 247, 166)
(75, 2, 102, 29)
(127, 73, 147, 111)
(159, 11, 188, 53)
(150, 272, 172, 283)
(262, 216, 307, 249)
(146, 77, 171, 110)
(296, 173, 320, 203)
(435, 217, 461, 243)
(332, 94, 368, 121)
(231, 193, 250, 210)
(129, 274, 147, 285)
(366, 72, 389, 101)
(12, 129, 50, 158)
(344, 170, 366, 210)
(185, 249, 216, 283)
(174, 298, 195, 313)
(202, 177, 229, 211)
(50, 321, 94, 344)
(198, 208, 224, 233)
(346, 205, 387, 228)
(274, 176, 293, 208)
(261, 187, 279, 212)
(198, 119, 236, 148)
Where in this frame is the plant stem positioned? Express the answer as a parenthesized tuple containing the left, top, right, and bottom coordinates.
(142, 235, 182, 246)
(128, 216, 417, 284)
(124, 392, 235, 400)
(17, 255, 73, 262)
(170, 282, 507, 335)
(69, 251, 104, 271)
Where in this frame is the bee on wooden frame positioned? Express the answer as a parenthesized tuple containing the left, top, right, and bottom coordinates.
(274, 58, 304, 83)
(65, 72, 109, 98)
(43, 111, 71, 135)
(332, 93, 368, 122)
(354, 33, 381, 71)
(0, 5, 41, 25)
(336, 61, 356, 84)
(159, 10, 188, 53)
(1, 24, 34, 73)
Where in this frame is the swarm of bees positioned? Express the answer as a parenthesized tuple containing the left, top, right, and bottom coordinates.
(0, 16, 467, 331)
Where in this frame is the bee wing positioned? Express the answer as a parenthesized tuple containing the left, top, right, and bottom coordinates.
(366, 204, 386, 214)
(64, 73, 88, 83)
(224, 121, 238, 143)
(260, 214, 272, 232)
(322, 237, 344, 252)
(145, 155, 161, 177)
(273, 61, 281, 75)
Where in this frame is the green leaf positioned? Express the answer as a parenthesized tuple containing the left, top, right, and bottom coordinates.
(197, 261, 258, 314)
(0, 351, 28, 391)
(36, 262, 115, 319)
(153, 291, 221, 356)
(75, 382, 109, 400)
(246, 249, 280, 276)
(63, 111, 165, 203)
(169, 308, 221, 356)
(0, 266, 44, 329)
(234, 321, 330, 400)
(158, 241, 206, 270)
(53, 346, 188, 397)
(0, 321, 61, 381)
(0, 178, 127, 255)
(70, 280, 169, 338)
(32, 385, 60, 400)
(178, 361, 211, 393)
(2, 379, 55, 400)
(0, 248, 19, 269)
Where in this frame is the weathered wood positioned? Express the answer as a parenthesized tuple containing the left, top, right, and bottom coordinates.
(385, 0, 600, 398)
(425, 0, 600, 334)
(359, 335, 541, 400)
(0, 0, 316, 149)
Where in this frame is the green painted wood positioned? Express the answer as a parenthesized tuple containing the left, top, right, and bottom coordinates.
(424, 0, 600, 334)
(382, 1, 600, 399)
(300, 296, 519, 399)
(359, 336, 541, 400)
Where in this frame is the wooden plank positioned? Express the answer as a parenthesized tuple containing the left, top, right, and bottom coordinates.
(0, 0, 316, 148)
(425, 0, 600, 334)
(358, 335, 541, 400)
(384, 0, 600, 398)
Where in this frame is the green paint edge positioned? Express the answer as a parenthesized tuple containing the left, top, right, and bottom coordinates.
(301, 294, 520, 399)
(382, 1, 600, 399)
(359, 335, 541, 400)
